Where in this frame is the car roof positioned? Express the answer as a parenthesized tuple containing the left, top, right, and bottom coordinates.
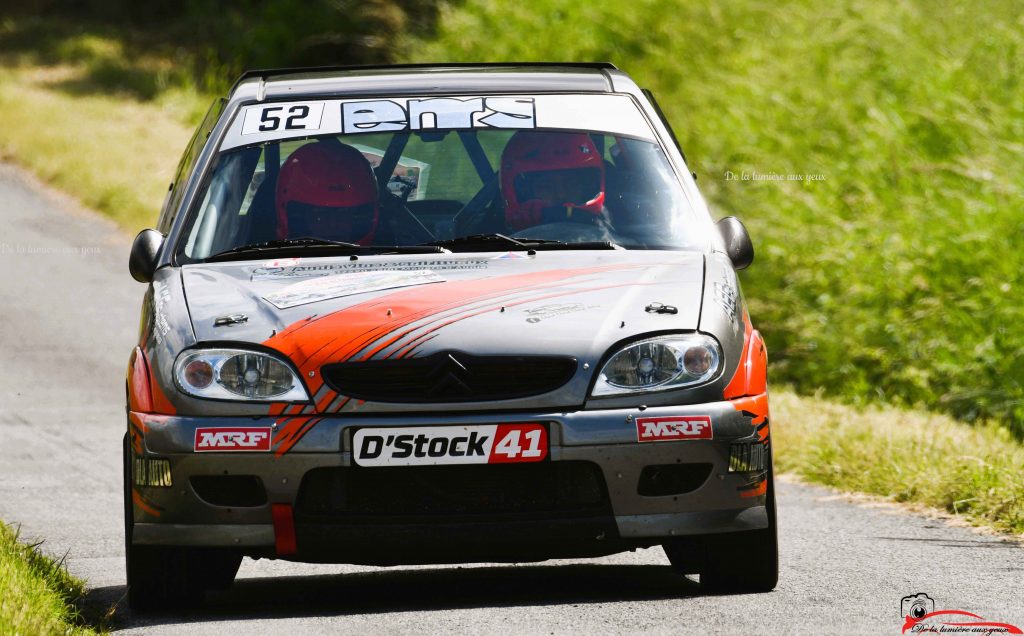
(229, 63, 621, 102)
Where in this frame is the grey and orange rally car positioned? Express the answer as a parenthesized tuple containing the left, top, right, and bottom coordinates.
(124, 63, 774, 608)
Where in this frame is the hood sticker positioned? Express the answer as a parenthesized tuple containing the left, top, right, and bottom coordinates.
(712, 270, 738, 321)
(263, 269, 445, 309)
(492, 251, 533, 260)
(263, 257, 302, 268)
(252, 258, 487, 281)
(523, 302, 597, 323)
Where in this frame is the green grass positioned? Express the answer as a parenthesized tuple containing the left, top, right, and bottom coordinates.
(407, 0, 1024, 434)
(0, 19, 209, 232)
(0, 63, 203, 232)
(772, 389, 1024, 535)
(0, 521, 101, 635)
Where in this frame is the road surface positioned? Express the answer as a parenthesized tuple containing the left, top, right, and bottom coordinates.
(0, 163, 1021, 634)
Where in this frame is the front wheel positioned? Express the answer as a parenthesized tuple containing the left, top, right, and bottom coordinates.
(124, 433, 241, 610)
(127, 545, 241, 610)
(663, 470, 778, 594)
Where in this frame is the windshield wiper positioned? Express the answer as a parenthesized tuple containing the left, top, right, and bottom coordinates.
(424, 234, 620, 252)
(424, 234, 555, 249)
(205, 237, 445, 262)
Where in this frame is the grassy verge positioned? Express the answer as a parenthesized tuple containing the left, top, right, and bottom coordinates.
(772, 390, 1024, 535)
(0, 31, 206, 232)
(0, 521, 101, 634)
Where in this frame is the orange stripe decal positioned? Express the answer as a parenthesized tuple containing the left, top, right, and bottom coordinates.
(261, 265, 648, 444)
(149, 369, 178, 415)
(127, 347, 154, 413)
(731, 393, 770, 428)
(739, 479, 768, 498)
(265, 266, 630, 376)
(132, 489, 163, 517)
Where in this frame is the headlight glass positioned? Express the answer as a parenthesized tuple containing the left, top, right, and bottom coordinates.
(174, 348, 309, 402)
(592, 334, 722, 396)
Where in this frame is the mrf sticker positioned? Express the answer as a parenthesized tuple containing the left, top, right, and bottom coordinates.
(635, 416, 713, 442)
(352, 423, 547, 467)
(194, 427, 272, 452)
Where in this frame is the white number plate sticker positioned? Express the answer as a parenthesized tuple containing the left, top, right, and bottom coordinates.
(241, 102, 326, 135)
(352, 424, 548, 467)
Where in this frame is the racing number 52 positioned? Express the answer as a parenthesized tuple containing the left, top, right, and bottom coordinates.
(259, 105, 311, 132)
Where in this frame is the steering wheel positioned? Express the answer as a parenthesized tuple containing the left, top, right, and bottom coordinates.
(378, 190, 435, 244)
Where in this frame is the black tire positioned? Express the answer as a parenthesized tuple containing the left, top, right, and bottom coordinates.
(664, 469, 778, 594)
(124, 433, 242, 611)
(128, 545, 242, 610)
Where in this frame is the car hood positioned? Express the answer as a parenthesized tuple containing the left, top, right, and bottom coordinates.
(180, 249, 706, 412)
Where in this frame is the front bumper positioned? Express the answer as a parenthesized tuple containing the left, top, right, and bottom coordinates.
(129, 397, 770, 562)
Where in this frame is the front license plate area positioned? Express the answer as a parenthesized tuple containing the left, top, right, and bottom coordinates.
(352, 423, 548, 467)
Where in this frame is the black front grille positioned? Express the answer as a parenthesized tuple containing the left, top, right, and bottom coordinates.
(321, 351, 577, 403)
(295, 461, 610, 522)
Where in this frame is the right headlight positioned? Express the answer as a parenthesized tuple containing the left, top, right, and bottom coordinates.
(174, 348, 309, 402)
(591, 334, 722, 397)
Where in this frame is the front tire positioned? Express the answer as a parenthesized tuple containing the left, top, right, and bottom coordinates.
(664, 469, 778, 594)
(124, 432, 241, 610)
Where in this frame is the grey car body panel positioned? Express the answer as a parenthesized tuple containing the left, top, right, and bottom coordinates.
(128, 64, 771, 562)
(133, 402, 767, 546)
(133, 506, 768, 548)
(141, 401, 759, 455)
(139, 268, 197, 408)
(173, 250, 716, 416)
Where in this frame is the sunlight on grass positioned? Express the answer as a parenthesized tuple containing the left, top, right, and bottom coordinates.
(0, 64, 205, 232)
(772, 389, 1024, 535)
(0, 521, 98, 635)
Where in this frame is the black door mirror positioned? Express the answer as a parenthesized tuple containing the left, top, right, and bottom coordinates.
(716, 216, 754, 270)
(129, 229, 165, 283)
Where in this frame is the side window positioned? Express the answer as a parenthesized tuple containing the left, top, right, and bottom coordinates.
(155, 98, 226, 234)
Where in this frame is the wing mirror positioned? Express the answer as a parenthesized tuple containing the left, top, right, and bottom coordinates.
(716, 216, 754, 270)
(129, 229, 165, 283)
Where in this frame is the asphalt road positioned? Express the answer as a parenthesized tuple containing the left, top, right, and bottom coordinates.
(1, 163, 1021, 634)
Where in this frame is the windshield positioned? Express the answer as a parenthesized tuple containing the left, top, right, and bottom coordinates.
(179, 94, 701, 261)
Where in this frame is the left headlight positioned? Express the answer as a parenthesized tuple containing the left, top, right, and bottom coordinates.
(174, 348, 309, 402)
(591, 334, 723, 397)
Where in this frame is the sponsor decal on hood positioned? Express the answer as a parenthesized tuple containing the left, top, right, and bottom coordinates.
(263, 269, 445, 309)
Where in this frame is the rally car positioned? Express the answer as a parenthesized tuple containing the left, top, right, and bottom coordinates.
(124, 63, 774, 609)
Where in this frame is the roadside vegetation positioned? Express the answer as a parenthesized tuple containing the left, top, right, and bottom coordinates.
(0, 521, 102, 634)
(772, 391, 1024, 535)
(0, 2, 1020, 534)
